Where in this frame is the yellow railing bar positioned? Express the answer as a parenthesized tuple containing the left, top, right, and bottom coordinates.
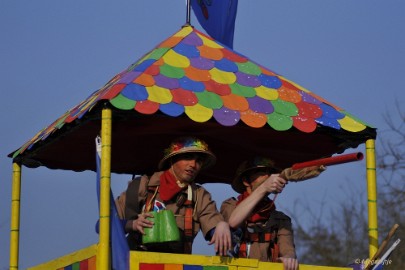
(97, 107, 112, 270)
(10, 162, 22, 270)
(366, 139, 378, 258)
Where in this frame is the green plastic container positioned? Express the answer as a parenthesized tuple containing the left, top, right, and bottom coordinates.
(142, 211, 159, 244)
(142, 210, 180, 244)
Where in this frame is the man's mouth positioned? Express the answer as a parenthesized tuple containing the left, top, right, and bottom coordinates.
(185, 169, 195, 176)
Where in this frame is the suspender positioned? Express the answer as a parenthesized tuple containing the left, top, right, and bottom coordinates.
(238, 230, 279, 261)
(271, 242, 279, 262)
(183, 199, 194, 253)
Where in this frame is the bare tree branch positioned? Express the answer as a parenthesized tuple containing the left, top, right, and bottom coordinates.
(294, 101, 405, 268)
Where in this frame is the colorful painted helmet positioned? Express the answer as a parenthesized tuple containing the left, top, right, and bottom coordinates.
(158, 137, 216, 171)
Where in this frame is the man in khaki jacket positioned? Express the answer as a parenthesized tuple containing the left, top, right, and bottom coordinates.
(116, 137, 231, 255)
(221, 157, 299, 270)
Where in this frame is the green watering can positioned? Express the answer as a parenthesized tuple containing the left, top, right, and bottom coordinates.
(142, 210, 180, 244)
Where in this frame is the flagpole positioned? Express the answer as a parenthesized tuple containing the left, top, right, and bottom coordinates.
(186, 0, 191, 25)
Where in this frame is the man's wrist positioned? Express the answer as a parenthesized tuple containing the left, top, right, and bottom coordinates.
(125, 219, 135, 232)
(256, 184, 272, 197)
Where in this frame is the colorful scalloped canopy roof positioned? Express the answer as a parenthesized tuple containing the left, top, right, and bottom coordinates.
(12, 26, 374, 159)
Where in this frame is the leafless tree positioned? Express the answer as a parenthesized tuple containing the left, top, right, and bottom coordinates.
(374, 101, 405, 268)
(294, 102, 404, 269)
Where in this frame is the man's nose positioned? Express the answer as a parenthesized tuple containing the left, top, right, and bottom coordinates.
(188, 159, 197, 167)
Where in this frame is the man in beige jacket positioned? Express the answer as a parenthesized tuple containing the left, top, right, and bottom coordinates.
(116, 137, 231, 255)
(221, 157, 299, 270)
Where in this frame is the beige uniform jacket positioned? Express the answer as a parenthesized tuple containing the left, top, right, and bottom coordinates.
(221, 197, 296, 261)
(116, 172, 224, 253)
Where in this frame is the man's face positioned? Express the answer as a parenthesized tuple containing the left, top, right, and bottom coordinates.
(171, 153, 205, 184)
(246, 169, 270, 191)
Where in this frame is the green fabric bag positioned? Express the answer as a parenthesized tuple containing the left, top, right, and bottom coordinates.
(142, 210, 180, 244)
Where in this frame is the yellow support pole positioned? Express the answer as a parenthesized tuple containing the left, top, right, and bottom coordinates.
(365, 139, 378, 258)
(97, 107, 112, 270)
(10, 162, 22, 270)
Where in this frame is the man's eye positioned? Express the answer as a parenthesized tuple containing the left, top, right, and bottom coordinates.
(183, 153, 194, 160)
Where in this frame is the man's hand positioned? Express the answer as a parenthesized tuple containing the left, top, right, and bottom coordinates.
(278, 257, 299, 270)
(259, 174, 287, 194)
(131, 212, 154, 234)
(208, 221, 232, 256)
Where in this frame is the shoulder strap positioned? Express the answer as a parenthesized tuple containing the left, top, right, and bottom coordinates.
(144, 186, 158, 212)
(183, 185, 194, 253)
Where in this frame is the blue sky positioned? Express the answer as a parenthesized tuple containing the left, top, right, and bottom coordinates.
(1, 1, 404, 268)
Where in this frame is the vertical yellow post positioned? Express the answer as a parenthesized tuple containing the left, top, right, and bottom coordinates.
(366, 139, 378, 258)
(97, 107, 112, 270)
(10, 162, 22, 270)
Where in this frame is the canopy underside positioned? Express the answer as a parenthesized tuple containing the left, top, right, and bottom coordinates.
(11, 107, 375, 184)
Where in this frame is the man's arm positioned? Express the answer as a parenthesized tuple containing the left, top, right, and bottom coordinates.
(278, 229, 299, 270)
(116, 195, 155, 234)
(196, 186, 232, 256)
(208, 221, 232, 256)
(277, 227, 296, 258)
(115, 192, 127, 220)
(114, 176, 154, 234)
(220, 198, 237, 222)
(228, 174, 286, 228)
(275, 213, 298, 270)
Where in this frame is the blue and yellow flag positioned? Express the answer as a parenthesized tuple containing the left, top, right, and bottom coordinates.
(191, 0, 238, 48)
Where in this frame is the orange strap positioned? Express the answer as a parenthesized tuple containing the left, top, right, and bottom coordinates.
(271, 243, 279, 262)
(183, 199, 194, 253)
(184, 200, 193, 238)
(239, 242, 247, 258)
